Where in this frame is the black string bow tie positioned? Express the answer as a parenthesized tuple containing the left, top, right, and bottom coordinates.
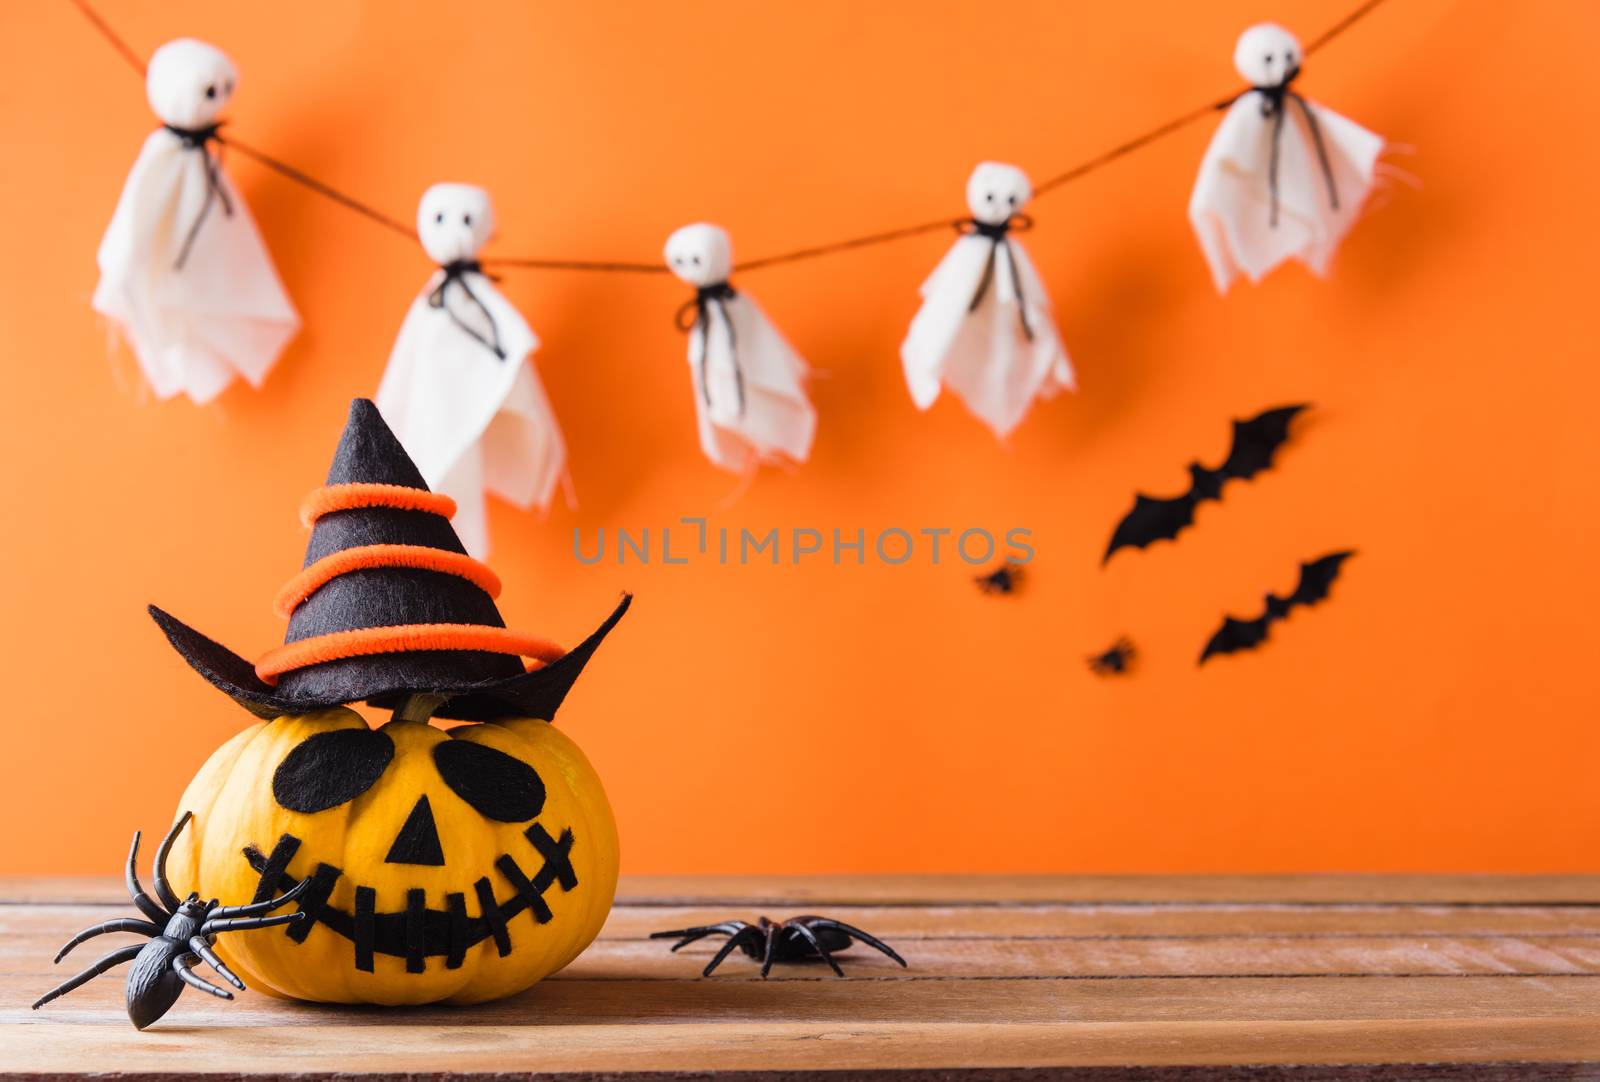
(959, 215, 1035, 342)
(1250, 67, 1340, 229)
(675, 281, 746, 418)
(427, 260, 506, 360)
(163, 122, 234, 272)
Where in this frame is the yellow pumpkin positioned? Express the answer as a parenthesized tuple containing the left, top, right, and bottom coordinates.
(165, 707, 618, 1005)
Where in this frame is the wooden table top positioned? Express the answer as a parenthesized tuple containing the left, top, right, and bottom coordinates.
(4, 874, 1599, 1079)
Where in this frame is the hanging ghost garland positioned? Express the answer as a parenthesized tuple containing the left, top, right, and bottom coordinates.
(93, 39, 299, 405)
(1189, 24, 1386, 292)
(664, 224, 817, 474)
(376, 184, 569, 558)
(900, 163, 1074, 439)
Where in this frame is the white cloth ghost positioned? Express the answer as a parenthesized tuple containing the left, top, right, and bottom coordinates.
(900, 163, 1074, 439)
(1189, 23, 1385, 293)
(664, 224, 816, 474)
(93, 39, 299, 405)
(375, 183, 568, 558)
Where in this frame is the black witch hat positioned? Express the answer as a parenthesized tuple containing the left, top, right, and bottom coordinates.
(150, 399, 629, 722)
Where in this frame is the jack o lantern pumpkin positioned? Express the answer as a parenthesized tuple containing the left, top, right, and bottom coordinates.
(166, 708, 617, 1004)
(148, 399, 629, 1005)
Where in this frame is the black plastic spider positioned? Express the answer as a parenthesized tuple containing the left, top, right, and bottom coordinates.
(32, 811, 307, 1029)
(1088, 636, 1136, 676)
(975, 561, 1024, 595)
(651, 915, 908, 977)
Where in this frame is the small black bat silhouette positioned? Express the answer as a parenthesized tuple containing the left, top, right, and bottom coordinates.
(1104, 404, 1307, 563)
(975, 562, 1024, 595)
(1088, 638, 1136, 676)
(1199, 551, 1353, 665)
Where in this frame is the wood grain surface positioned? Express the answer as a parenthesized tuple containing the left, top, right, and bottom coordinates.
(4, 876, 1599, 1079)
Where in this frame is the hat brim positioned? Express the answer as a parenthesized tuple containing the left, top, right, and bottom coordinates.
(148, 594, 631, 722)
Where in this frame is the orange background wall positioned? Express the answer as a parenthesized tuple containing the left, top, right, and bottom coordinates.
(3, 0, 1596, 876)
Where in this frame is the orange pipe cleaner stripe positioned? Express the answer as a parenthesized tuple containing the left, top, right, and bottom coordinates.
(256, 625, 566, 685)
(299, 483, 457, 527)
(273, 544, 503, 618)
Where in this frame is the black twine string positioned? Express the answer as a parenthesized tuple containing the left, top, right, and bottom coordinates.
(707, 0, 1390, 268)
(163, 122, 233, 269)
(69, 0, 144, 76)
(1304, 0, 1392, 53)
(486, 255, 666, 274)
(68, 0, 1393, 276)
(1033, 0, 1386, 197)
(222, 136, 417, 240)
(675, 282, 746, 417)
(732, 218, 962, 272)
(1253, 69, 1341, 226)
(427, 260, 507, 360)
(960, 216, 1035, 341)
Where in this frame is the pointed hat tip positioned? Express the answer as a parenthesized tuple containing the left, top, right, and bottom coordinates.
(325, 398, 430, 489)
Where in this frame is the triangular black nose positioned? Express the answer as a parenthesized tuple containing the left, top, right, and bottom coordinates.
(385, 796, 445, 865)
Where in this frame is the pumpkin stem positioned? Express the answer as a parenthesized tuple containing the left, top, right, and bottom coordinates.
(391, 693, 446, 724)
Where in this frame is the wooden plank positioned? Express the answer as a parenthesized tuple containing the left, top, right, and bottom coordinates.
(558, 934, 1600, 980)
(8, 874, 1600, 907)
(6, 925, 1600, 981)
(8, 974, 1599, 1028)
(4, 876, 1598, 1077)
(599, 904, 1600, 939)
(8, 902, 1600, 978)
(15, 901, 1600, 944)
(4, 1016, 1599, 1075)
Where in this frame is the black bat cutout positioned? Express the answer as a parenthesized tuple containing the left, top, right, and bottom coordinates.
(1088, 637, 1136, 676)
(1104, 404, 1308, 563)
(1199, 551, 1353, 665)
(975, 562, 1024, 595)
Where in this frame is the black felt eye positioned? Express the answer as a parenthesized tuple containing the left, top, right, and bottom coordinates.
(692, 255, 701, 265)
(273, 728, 395, 813)
(1264, 53, 1275, 63)
(205, 84, 217, 100)
(985, 192, 995, 201)
(463, 213, 473, 226)
(435, 211, 444, 224)
(434, 739, 546, 822)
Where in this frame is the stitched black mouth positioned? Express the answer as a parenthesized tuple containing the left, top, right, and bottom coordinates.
(242, 822, 577, 974)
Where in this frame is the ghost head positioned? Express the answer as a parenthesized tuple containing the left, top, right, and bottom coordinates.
(664, 223, 732, 287)
(418, 184, 495, 265)
(1234, 23, 1302, 88)
(146, 39, 237, 131)
(966, 162, 1031, 226)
